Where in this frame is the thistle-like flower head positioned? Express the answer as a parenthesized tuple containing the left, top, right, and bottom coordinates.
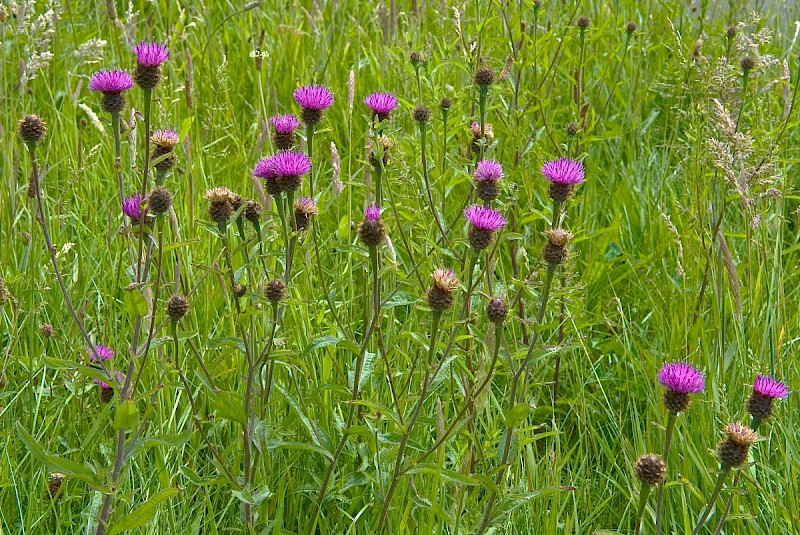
(293, 85, 335, 111)
(133, 40, 170, 66)
(753, 374, 789, 399)
(431, 268, 459, 292)
(271, 114, 299, 134)
(88, 69, 134, 93)
(364, 92, 398, 116)
(365, 204, 381, 221)
(723, 422, 757, 447)
(203, 186, 236, 204)
(252, 156, 277, 179)
(657, 362, 705, 394)
(270, 151, 311, 178)
(473, 159, 503, 182)
(87, 345, 114, 362)
(122, 194, 146, 222)
(294, 196, 319, 216)
(541, 158, 585, 185)
(464, 205, 507, 231)
(151, 129, 179, 150)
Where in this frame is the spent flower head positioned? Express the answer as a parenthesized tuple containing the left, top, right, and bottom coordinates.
(151, 129, 179, 150)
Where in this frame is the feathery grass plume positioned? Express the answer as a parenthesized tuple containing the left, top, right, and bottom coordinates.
(486, 296, 508, 323)
(364, 92, 398, 122)
(271, 114, 299, 151)
(270, 151, 311, 193)
(294, 197, 318, 231)
(17, 114, 47, 145)
(658, 361, 705, 414)
(358, 205, 386, 247)
(331, 141, 343, 197)
(747, 375, 789, 422)
(427, 268, 459, 312)
(39, 323, 54, 338)
(167, 295, 189, 322)
(132, 40, 169, 90)
(541, 158, 585, 203)
(148, 186, 173, 214)
(264, 279, 288, 303)
(464, 205, 506, 250)
(0, 277, 9, 306)
(542, 228, 573, 266)
(122, 194, 147, 223)
(89, 69, 134, 114)
(151, 129, 179, 172)
(473, 159, 503, 203)
(252, 156, 281, 196)
(293, 84, 334, 125)
(348, 70, 355, 116)
(203, 187, 236, 225)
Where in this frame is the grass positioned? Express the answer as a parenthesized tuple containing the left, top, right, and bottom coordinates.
(1, 0, 799, 533)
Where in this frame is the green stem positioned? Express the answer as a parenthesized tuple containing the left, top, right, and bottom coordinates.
(634, 484, 653, 535)
(307, 123, 316, 198)
(655, 412, 677, 535)
(691, 467, 732, 535)
(112, 112, 124, 206)
(478, 89, 488, 160)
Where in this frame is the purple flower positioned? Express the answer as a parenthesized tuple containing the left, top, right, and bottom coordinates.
(87, 345, 114, 363)
(753, 375, 789, 399)
(133, 40, 170, 66)
(541, 158, 585, 185)
(93, 371, 124, 390)
(474, 159, 503, 182)
(252, 156, 277, 180)
(464, 205, 507, 231)
(270, 151, 311, 178)
(88, 69, 134, 93)
(122, 194, 146, 222)
(658, 362, 705, 394)
(365, 204, 381, 221)
(271, 114, 299, 134)
(364, 92, 398, 120)
(294, 85, 335, 110)
(151, 129, 179, 149)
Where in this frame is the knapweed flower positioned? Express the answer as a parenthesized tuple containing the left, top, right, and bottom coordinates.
(294, 197, 318, 231)
(413, 105, 431, 124)
(271, 114, 299, 151)
(151, 129, 179, 172)
(486, 296, 508, 324)
(244, 201, 262, 225)
(293, 84, 334, 125)
(474, 65, 495, 89)
(89, 69, 134, 114)
(39, 323, 54, 338)
(167, 295, 190, 322)
(542, 228, 573, 266)
(270, 151, 311, 193)
(717, 423, 757, 467)
(203, 186, 236, 225)
(427, 268, 459, 312)
(132, 40, 169, 90)
(542, 158, 585, 203)
(464, 205, 506, 250)
(747, 375, 789, 421)
(264, 279, 288, 303)
(18, 114, 47, 145)
(473, 159, 504, 202)
(657, 361, 705, 414)
(252, 156, 280, 196)
(634, 454, 667, 487)
(122, 194, 147, 223)
(469, 121, 494, 152)
(87, 345, 114, 363)
(364, 92, 398, 122)
(94, 371, 124, 403)
(358, 205, 386, 247)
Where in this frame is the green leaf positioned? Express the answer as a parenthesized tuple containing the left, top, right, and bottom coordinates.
(302, 334, 340, 358)
(383, 291, 418, 308)
(113, 400, 140, 431)
(140, 428, 192, 449)
(211, 391, 246, 426)
(106, 488, 180, 535)
(15, 423, 98, 484)
(504, 404, 530, 428)
(406, 464, 480, 486)
(265, 440, 333, 460)
(123, 288, 148, 317)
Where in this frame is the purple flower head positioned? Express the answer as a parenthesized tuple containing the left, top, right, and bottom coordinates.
(753, 375, 789, 399)
(270, 151, 311, 178)
(658, 362, 705, 394)
(87, 345, 114, 363)
(295, 196, 318, 214)
(541, 158, 585, 185)
(122, 194, 146, 222)
(365, 205, 381, 221)
(294, 85, 335, 111)
(364, 92, 398, 117)
(252, 156, 277, 180)
(93, 371, 124, 390)
(473, 159, 504, 182)
(271, 114, 299, 134)
(464, 205, 507, 231)
(88, 69, 134, 93)
(133, 40, 170, 66)
(151, 129, 179, 149)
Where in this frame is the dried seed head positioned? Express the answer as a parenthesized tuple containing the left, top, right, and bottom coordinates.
(40, 323, 54, 338)
(294, 197, 318, 231)
(233, 284, 247, 298)
(427, 268, 459, 312)
(723, 423, 757, 447)
(474, 66, 495, 88)
(410, 51, 424, 65)
(148, 186, 173, 214)
(203, 186, 236, 204)
(264, 279, 288, 303)
(0, 278, 9, 306)
(726, 26, 737, 39)
(543, 228, 573, 266)
(18, 115, 47, 145)
(565, 123, 579, 137)
(487, 297, 508, 324)
(740, 56, 756, 72)
(244, 201, 262, 224)
(634, 454, 666, 487)
(167, 295, 190, 322)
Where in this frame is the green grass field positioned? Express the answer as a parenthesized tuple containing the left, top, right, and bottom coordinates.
(1, 0, 799, 533)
